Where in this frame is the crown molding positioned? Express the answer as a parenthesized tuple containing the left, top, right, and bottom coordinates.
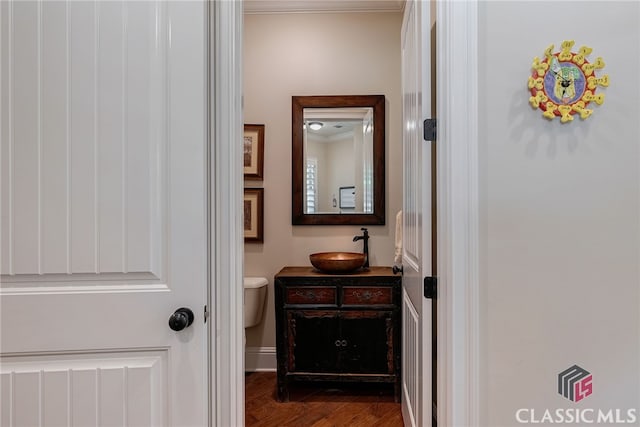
(244, 0, 405, 14)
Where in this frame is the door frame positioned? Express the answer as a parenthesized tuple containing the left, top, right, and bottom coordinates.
(210, 0, 245, 425)
(435, 1, 480, 426)
(213, 0, 484, 425)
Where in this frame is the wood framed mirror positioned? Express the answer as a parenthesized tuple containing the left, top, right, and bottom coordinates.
(292, 95, 385, 225)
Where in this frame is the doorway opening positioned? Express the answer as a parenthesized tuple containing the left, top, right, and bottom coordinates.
(241, 1, 412, 425)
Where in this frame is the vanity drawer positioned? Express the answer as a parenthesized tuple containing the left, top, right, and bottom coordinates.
(342, 287, 393, 305)
(286, 287, 337, 305)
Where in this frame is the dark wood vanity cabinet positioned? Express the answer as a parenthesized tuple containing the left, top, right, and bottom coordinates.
(274, 267, 401, 402)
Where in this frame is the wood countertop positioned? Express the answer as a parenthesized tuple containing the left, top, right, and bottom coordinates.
(275, 266, 396, 278)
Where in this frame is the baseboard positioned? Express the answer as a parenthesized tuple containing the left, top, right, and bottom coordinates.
(245, 346, 277, 372)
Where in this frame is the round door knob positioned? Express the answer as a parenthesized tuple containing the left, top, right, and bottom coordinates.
(168, 307, 194, 331)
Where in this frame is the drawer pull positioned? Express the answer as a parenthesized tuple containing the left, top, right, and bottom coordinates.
(352, 290, 383, 301)
(286, 287, 336, 304)
(294, 290, 324, 301)
(342, 287, 392, 305)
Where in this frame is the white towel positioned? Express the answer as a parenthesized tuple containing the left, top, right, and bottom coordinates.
(394, 210, 402, 265)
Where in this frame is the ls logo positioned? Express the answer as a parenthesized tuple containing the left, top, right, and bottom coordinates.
(558, 365, 593, 403)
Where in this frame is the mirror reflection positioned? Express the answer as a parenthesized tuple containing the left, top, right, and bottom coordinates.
(303, 108, 374, 214)
(292, 95, 385, 225)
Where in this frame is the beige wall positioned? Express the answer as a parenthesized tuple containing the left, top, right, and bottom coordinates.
(243, 12, 403, 348)
(478, 1, 639, 424)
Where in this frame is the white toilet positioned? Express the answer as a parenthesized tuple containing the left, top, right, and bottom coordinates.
(244, 277, 268, 328)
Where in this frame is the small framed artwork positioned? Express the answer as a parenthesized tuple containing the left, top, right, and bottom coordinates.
(244, 124, 264, 180)
(244, 188, 264, 243)
(339, 186, 356, 209)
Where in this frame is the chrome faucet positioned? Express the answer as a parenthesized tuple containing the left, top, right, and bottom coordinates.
(353, 227, 370, 268)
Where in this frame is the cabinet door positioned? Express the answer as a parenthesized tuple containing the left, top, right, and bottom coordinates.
(288, 310, 340, 373)
(339, 311, 394, 374)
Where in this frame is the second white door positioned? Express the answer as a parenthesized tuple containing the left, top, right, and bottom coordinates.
(401, 0, 433, 426)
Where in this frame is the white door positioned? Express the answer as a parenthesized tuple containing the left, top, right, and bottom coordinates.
(0, 1, 208, 425)
(401, 1, 433, 426)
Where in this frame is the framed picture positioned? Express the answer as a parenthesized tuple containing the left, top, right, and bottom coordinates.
(244, 188, 264, 243)
(244, 124, 264, 180)
(339, 186, 356, 209)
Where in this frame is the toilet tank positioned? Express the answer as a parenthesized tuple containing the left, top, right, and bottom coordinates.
(244, 277, 268, 328)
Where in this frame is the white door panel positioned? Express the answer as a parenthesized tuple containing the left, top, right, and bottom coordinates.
(1, 1, 208, 425)
(1, 352, 165, 426)
(401, 1, 432, 426)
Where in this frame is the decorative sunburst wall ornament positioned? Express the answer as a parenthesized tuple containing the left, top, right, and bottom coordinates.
(528, 40, 609, 123)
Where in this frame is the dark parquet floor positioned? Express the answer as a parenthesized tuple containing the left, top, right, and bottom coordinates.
(245, 372, 404, 427)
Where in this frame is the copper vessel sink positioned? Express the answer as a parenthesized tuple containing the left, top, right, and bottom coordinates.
(309, 252, 366, 273)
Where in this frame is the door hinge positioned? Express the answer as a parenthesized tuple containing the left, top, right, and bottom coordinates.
(424, 276, 437, 299)
(423, 118, 437, 142)
(204, 305, 208, 323)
